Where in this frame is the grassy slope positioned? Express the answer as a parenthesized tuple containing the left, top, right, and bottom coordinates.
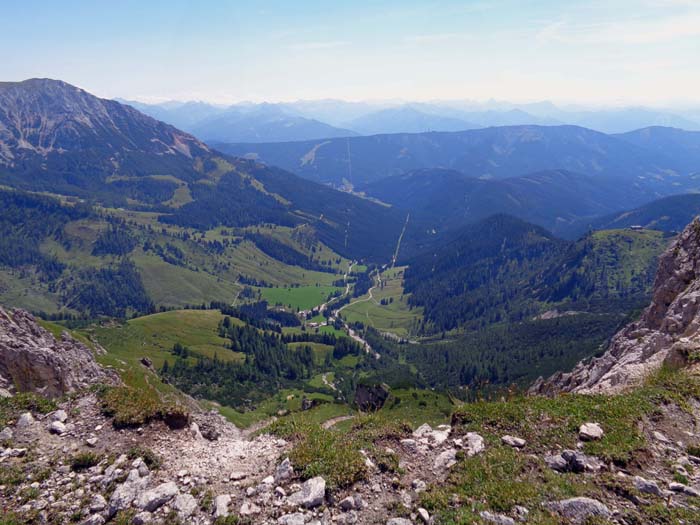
(260, 284, 343, 311)
(578, 229, 669, 298)
(342, 267, 423, 337)
(2, 205, 353, 313)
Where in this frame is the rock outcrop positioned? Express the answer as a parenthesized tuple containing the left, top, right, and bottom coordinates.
(0, 306, 115, 397)
(533, 218, 700, 394)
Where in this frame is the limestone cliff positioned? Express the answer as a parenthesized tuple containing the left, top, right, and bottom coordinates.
(0, 306, 115, 397)
(533, 218, 700, 394)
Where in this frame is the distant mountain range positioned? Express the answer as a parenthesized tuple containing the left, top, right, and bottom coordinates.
(121, 99, 357, 143)
(121, 97, 700, 144)
(562, 193, 700, 238)
(216, 125, 700, 191)
(364, 168, 644, 238)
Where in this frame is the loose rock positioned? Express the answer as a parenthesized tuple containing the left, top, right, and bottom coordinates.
(578, 422, 604, 441)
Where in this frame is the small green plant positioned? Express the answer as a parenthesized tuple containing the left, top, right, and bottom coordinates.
(687, 444, 700, 457)
(70, 452, 101, 472)
(127, 446, 162, 470)
(111, 510, 137, 525)
(673, 471, 689, 485)
(200, 489, 214, 512)
(0, 465, 25, 486)
(214, 516, 241, 525)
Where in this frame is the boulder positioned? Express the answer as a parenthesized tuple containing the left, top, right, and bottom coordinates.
(633, 475, 663, 497)
(579, 423, 604, 441)
(132, 512, 152, 525)
(48, 421, 67, 435)
(50, 409, 68, 423)
(417, 508, 430, 523)
(433, 448, 457, 473)
(288, 476, 326, 508)
(0, 427, 13, 441)
(214, 494, 231, 518)
(546, 450, 602, 473)
(81, 515, 105, 525)
(545, 497, 611, 524)
(276, 457, 294, 483)
(669, 482, 700, 497)
(479, 511, 516, 525)
(134, 481, 178, 512)
(464, 432, 485, 456)
(16, 412, 34, 428)
(387, 519, 413, 525)
(339, 494, 365, 511)
(240, 501, 261, 516)
(501, 435, 526, 448)
(88, 494, 107, 513)
(278, 513, 307, 525)
(108, 471, 150, 517)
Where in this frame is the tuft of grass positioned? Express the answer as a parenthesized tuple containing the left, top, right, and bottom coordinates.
(0, 465, 25, 487)
(0, 392, 57, 428)
(98, 385, 189, 429)
(70, 451, 101, 472)
(427, 368, 700, 524)
(271, 411, 412, 490)
(288, 422, 368, 489)
(127, 445, 162, 470)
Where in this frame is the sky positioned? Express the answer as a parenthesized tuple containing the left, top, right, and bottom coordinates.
(2, 0, 699, 105)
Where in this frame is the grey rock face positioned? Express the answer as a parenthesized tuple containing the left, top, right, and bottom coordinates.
(0, 426, 13, 441)
(108, 470, 150, 517)
(0, 306, 115, 398)
(172, 493, 196, 518)
(433, 448, 458, 472)
(669, 482, 700, 497)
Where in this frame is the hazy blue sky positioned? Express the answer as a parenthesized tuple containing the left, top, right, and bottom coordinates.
(3, 0, 699, 104)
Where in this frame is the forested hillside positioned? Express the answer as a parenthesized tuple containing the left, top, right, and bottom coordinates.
(403, 215, 671, 334)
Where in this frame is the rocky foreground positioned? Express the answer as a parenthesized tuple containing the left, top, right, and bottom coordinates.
(4, 373, 700, 525)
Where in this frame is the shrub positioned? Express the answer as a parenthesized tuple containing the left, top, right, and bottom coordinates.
(98, 386, 189, 429)
(127, 446, 162, 470)
(70, 452, 101, 472)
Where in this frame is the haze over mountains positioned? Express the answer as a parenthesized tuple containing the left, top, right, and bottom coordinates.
(124, 97, 700, 144)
